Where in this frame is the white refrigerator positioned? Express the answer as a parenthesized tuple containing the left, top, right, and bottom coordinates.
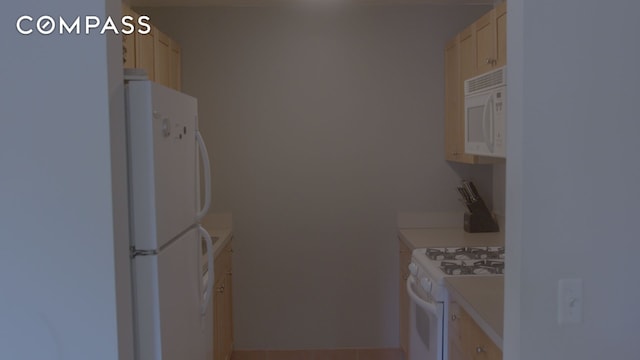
(125, 78, 215, 360)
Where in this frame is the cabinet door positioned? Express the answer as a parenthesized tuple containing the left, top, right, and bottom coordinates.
(170, 40, 182, 91)
(222, 243, 234, 360)
(155, 29, 172, 88)
(214, 241, 234, 360)
(213, 275, 226, 360)
(465, 314, 502, 360)
(135, 27, 155, 81)
(122, 5, 137, 68)
(444, 37, 460, 162)
(448, 302, 467, 360)
(456, 26, 481, 164)
(459, 25, 475, 82)
(494, 2, 507, 68)
(398, 238, 412, 356)
(449, 302, 502, 360)
(474, 11, 495, 74)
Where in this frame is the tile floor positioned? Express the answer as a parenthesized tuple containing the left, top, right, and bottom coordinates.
(231, 348, 404, 360)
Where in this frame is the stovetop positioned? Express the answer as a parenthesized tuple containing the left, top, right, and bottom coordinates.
(439, 259, 504, 275)
(412, 246, 505, 281)
(425, 246, 505, 261)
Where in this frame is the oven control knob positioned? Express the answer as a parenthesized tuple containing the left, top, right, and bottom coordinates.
(420, 278, 432, 293)
(408, 263, 418, 276)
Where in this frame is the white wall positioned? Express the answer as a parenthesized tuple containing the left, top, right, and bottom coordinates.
(0, 1, 133, 359)
(504, 1, 640, 359)
(144, 4, 492, 349)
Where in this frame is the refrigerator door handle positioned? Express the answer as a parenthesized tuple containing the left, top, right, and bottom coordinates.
(195, 130, 211, 221)
(199, 225, 215, 317)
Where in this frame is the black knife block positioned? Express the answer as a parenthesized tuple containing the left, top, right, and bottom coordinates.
(464, 197, 499, 233)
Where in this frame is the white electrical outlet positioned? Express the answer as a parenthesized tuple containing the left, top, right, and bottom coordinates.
(558, 278, 583, 325)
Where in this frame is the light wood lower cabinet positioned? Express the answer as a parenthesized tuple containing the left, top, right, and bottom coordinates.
(398, 238, 412, 357)
(448, 302, 501, 360)
(214, 240, 234, 360)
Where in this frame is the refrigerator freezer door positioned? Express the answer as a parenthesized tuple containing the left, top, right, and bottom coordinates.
(126, 80, 199, 250)
(132, 227, 205, 360)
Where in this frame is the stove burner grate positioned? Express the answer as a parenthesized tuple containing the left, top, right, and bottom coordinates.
(439, 259, 504, 275)
(425, 246, 504, 261)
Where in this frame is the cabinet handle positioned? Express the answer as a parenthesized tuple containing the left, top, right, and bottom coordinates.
(485, 58, 497, 66)
(217, 285, 225, 294)
(226, 271, 233, 276)
(476, 345, 486, 353)
(450, 314, 457, 321)
(452, 152, 460, 156)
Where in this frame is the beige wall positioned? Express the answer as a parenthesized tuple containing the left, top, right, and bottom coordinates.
(143, 4, 492, 349)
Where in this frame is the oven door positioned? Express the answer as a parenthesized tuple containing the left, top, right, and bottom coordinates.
(406, 276, 444, 360)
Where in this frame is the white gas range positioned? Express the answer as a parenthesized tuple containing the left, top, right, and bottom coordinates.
(406, 246, 504, 360)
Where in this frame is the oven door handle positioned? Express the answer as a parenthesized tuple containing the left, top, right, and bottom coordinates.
(406, 276, 438, 315)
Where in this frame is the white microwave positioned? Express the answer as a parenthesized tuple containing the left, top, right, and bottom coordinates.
(464, 66, 506, 158)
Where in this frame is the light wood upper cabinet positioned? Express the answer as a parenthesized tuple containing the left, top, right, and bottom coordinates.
(444, 37, 459, 162)
(474, 11, 495, 75)
(121, 5, 136, 68)
(458, 25, 476, 82)
(154, 29, 172, 87)
(475, 3, 507, 74)
(135, 26, 156, 81)
(122, 4, 181, 90)
(170, 40, 182, 91)
(446, 26, 482, 164)
(445, 35, 478, 164)
(495, 2, 507, 68)
(443, 3, 506, 164)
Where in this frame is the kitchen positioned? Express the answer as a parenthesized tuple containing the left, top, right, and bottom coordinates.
(128, 2, 504, 359)
(1, 1, 639, 360)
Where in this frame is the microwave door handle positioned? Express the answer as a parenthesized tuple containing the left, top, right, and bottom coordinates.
(482, 94, 494, 153)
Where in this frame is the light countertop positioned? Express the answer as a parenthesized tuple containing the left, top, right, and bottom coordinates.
(207, 228, 233, 258)
(398, 227, 504, 250)
(201, 213, 233, 258)
(445, 276, 504, 350)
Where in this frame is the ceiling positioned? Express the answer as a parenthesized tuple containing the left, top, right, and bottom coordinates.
(128, 0, 496, 8)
